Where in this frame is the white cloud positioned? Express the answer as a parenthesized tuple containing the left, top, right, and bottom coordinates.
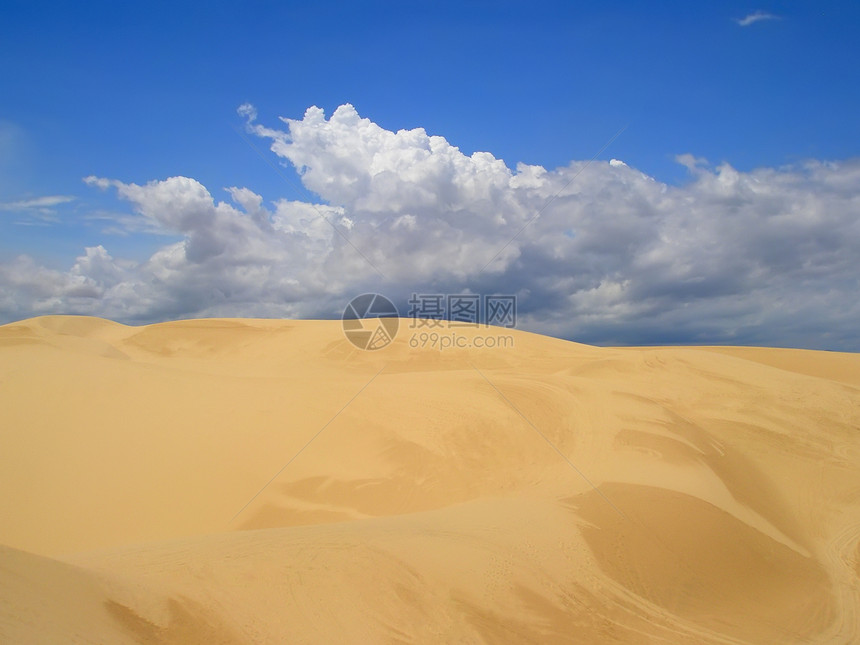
(1, 105, 859, 350)
(735, 11, 780, 27)
(81, 210, 176, 237)
(0, 195, 75, 210)
(0, 195, 76, 225)
(674, 153, 709, 171)
(236, 103, 258, 122)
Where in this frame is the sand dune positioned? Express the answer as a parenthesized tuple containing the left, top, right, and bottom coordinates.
(1, 315, 858, 643)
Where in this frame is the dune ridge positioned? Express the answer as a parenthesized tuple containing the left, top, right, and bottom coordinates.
(1, 315, 858, 643)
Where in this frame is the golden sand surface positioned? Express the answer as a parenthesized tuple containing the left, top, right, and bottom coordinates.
(1, 315, 858, 643)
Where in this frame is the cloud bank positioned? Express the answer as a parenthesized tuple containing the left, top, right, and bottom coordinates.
(1, 104, 859, 350)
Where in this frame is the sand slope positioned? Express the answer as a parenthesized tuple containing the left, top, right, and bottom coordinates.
(1, 316, 858, 643)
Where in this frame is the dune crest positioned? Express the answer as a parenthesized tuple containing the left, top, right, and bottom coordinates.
(1, 315, 858, 643)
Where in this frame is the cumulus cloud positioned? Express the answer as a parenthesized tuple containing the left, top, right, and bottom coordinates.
(735, 11, 780, 27)
(1, 104, 859, 350)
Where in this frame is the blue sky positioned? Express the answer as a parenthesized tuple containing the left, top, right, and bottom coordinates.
(1, 1, 859, 349)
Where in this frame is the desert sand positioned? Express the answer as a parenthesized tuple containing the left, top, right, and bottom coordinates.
(1, 315, 858, 644)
